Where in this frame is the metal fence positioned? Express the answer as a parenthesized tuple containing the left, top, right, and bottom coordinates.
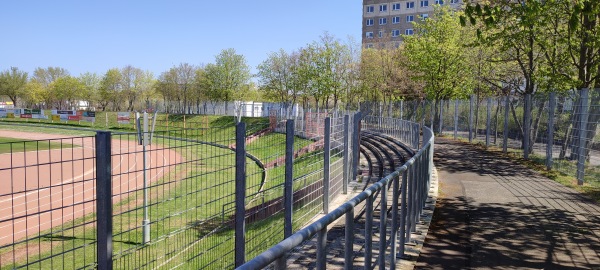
(369, 89, 599, 186)
(0, 108, 369, 269)
(238, 115, 433, 269)
(0, 136, 98, 269)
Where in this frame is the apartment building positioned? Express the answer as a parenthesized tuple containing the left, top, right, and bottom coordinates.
(362, 0, 462, 48)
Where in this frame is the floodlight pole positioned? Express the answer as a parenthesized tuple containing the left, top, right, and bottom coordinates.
(142, 112, 150, 244)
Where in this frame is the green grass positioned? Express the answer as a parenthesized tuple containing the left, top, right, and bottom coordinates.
(0, 137, 75, 153)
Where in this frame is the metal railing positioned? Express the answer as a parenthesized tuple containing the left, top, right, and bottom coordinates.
(238, 116, 434, 269)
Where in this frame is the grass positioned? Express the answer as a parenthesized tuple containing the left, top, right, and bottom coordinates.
(449, 135, 600, 204)
(0, 137, 75, 154)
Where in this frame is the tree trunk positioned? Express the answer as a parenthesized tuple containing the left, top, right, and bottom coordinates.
(529, 99, 547, 154)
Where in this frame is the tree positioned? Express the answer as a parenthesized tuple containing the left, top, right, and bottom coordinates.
(49, 76, 86, 109)
(79, 72, 101, 110)
(32, 67, 69, 87)
(0, 67, 28, 106)
(257, 49, 299, 108)
(461, 0, 550, 155)
(99, 68, 122, 111)
(205, 48, 251, 120)
(405, 6, 475, 132)
(21, 81, 46, 108)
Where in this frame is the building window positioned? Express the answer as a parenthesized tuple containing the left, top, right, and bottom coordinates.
(392, 16, 401, 24)
(380, 4, 387, 12)
(393, 3, 401, 10)
(421, 13, 429, 20)
(407, 15, 414, 22)
(420, 0, 429, 7)
(405, 29, 414, 35)
(378, 31, 384, 38)
(366, 5, 374, 13)
(366, 19, 374, 26)
(406, 2, 415, 9)
(435, 0, 444, 4)
(392, 29, 400, 37)
(366, 43, 374, 48)
(379, 18, 387, 25)
(366, 32, 374, 38)
(450, 0, 458, 3)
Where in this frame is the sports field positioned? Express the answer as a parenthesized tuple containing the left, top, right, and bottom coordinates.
(0, 130, 182, 248)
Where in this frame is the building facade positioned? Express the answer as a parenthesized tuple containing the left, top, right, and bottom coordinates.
(362, 0, 462, 48)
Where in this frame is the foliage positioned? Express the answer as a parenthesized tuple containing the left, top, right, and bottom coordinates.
(0, 67, 28, 106)
(405, 5, 475, 100)
(204, 48, 251, 103)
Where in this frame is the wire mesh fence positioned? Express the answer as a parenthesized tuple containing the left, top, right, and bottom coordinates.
(369, 89, 599, 186)
(0, 136, 98, 269)
(0, 108, 367, 269)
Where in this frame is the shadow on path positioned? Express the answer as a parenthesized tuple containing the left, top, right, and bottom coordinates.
(416, 138, 600, 270)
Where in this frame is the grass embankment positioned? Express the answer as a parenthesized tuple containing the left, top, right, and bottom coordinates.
(450, 136, 600, 204)
(0, 114, 326, 269)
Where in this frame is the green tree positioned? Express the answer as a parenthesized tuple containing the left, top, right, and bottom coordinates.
(0, 67, 28, 106)
(49, 76, 86, 110)
(21, 81, 47, 108)
(405, 6, 475, 132)
(32, 67, 69, 87)
(99, 68, 122, 111)
(205, 48, 251, 119)
(78, 72, 101, 110)
(257, 49, 299, 108)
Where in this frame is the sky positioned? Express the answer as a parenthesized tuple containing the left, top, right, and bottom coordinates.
(0, 1, 362, 78)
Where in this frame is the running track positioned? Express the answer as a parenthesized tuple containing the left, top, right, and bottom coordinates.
(0, 131, 183, 247)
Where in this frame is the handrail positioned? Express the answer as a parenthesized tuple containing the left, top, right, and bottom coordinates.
(238, 116, 434, 270)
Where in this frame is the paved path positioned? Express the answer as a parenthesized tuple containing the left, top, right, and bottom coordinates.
(416, 137, 600, 269)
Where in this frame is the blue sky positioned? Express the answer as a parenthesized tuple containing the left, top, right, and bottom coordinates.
(0, 1, 362, 78)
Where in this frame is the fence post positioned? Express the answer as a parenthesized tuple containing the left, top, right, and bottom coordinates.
(398, 169, 408, 258)
(285, 119, 294, 236)
(454, 100, 459, 140)
(524, 93, 532, 159)
(576, 88, 590, 185)
(547, 92, 556, 170)
(503, 94, 510, 153)
(438, 100, 443, 135)
(235, 122, 247, 268)
(323, 117, 331, 214)
(400, 100, 404, 119)
(276, 119, 295, 270)
(365, 195, 373, 269)
(486, 97, 491, 148)
(430, 100, 434, 131)
(378, 186, 387, 270)
(469, 95, 474, 143)
(390, 174, 400, 268)
(317, 227, 327, 270)
(96, 131, 113, 270)
(345, 209, 354, 269)
(352, 112, 361, 180)
(343, 115, 350, 194)
(142, 112, 150, 244)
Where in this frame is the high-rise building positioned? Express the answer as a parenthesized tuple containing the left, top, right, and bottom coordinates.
(362, 0, 462, 48)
